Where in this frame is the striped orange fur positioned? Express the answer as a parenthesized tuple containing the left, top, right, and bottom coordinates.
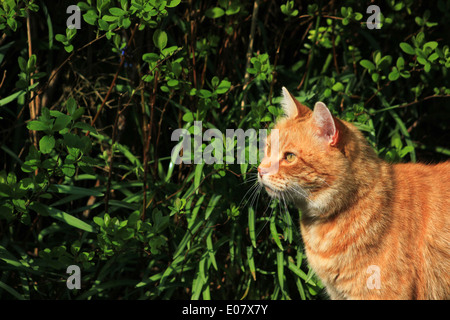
(257, 87, 450, 299)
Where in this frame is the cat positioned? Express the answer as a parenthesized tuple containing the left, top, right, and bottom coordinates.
(257, 87, 450, 299)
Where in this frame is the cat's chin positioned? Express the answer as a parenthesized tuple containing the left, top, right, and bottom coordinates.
(264, 185, 278, 197)
(261, 184, 285, 199)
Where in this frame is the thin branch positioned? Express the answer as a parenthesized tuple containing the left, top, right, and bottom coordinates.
(0, 70, 6, 89)
(240, 0, 260, 114)
(396, 94, 450, 110)
(87, 24, 139, 134)
(26, 9, 38, 148)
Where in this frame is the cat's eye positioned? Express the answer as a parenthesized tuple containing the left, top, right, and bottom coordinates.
(285, 153, 296, 162)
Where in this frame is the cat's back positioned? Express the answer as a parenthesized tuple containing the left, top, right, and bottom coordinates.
(391, 160, 450, 299)
(391, 160, 450, 219)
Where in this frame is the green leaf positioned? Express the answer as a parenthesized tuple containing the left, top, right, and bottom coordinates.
(30, 202, 96, 233)
(182, 112, 194, 122)
(416, 55, 427, 65)
(277, 249, 285, 291)
(121, 17, 131, 29)
(83, 11, 98, 25)
(0, 88, 33, 107)
(109, 7, 126, 17)
(194, 163, 205, 194)
(226, 3, 241, 16)
(424, 41, 438, 51)
(18, 56, 27, 72)
(399, 42, 415, 55)
(206, 232, 218, 271)
(205, 194, 221, 220)
(48, 184, 104, 197)
(400, 70, 411, 78)
(93, 216, 104, 227)
(377, 55, 392, 69)
(167, 79, 179, 87)
(198, 89, 212, 98)
(64, 45, 74, 53)
(211, 76, 220, 87)
(287, 259, 313, 283)
(399, 146, 414, 158)
(52, 114, 72, 132)
(166, 0, 181, 7)
(71, 107, 85, 121)
(142, 52, 159, 64)
(98, 18, 110, 31)
(246, 246, 256, 281)
(153, 29, 168, 50)
(27, 54, 36, 73)
(27, 120, 51, 131)
(396, 57, 405, 69)
(270, 215, 283, 250)
(62, 155, 76, 177)
(428, 52, 439, 62)
(205, 7, 225, 19)
(331, 82, 344, 92)
(360, 59, 375, 71)
(415, 16, 423, 26)
(388, 68, 400, 81)
(216, 79, 231, 94)
(66, 98, 77, 115)
(371, 73, 379, 82)
(0, 245, 24, 269)
(7, 17, 17, 31)
(248, 206, 256, 248)
(73, 122, 97, 134)
(39, 135, 55, 154)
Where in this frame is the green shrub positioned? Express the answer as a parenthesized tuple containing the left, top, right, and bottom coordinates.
(0, 0, 449, 299)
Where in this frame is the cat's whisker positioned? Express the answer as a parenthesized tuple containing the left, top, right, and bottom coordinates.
(281, 192, 290, 214)
(286, 185, 315, 206)
(238, 180, 261, 209)
(316, 176, 331, 188)
(261, 192, 274, 217)
(286, 185, 308, 198)
(280, 193, 291, 223)
(239, 174, 259, 186)
(244, 184, 262, 209)
(256, 195, 278, 238)
(249, 183, 263, 212)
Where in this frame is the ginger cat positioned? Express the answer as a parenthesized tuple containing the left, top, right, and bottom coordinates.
(257, 87, 450, 299)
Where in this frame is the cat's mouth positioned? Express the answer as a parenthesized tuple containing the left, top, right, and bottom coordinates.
(258, 176, 287, 198)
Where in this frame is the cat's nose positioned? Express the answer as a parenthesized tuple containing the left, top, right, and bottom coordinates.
(258, 166, 268, 177)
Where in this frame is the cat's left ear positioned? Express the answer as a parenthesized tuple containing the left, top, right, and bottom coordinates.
(281, 87, 311, 118)
(313, 102, 339, 146)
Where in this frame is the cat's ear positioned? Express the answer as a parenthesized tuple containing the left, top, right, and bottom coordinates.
(281, 87, 311, 118)
(313, 102, 339, 146)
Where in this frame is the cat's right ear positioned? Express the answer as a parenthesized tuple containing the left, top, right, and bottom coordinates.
(313, 102, 339, 146)
(281, 87, 311, 119)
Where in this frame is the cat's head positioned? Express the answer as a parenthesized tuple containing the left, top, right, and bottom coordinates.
(258, 87, 358, 217)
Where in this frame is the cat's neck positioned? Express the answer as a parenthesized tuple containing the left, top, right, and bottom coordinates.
(298, 133, 391, 221)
